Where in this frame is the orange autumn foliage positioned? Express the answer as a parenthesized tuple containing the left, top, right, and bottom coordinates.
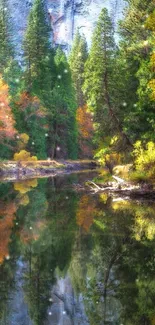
(76, 105, 94, 139)
(16, 91, 48, 118)
(76, 105, 94, 157)
(0, 75, 17, 139)
(76, 195, 96, 232)
(0, 201, 16, 264)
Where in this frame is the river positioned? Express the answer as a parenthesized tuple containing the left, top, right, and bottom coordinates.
(0, 170, 155, 325)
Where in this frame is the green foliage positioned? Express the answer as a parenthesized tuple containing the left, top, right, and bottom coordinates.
(118, 0, 155, 144)
(69, 30, 88, 106)
(83, 8, 116, 139)
(0, 0, 13, 74)
(49, 47, 78, 159)
(23, 0, 51, 95)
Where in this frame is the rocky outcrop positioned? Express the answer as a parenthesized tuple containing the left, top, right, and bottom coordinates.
(8, 0, 125, 56)
(47, 0, 125, 51)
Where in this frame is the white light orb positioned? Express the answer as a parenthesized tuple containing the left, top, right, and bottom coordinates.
(143, 40, 148, 46)
(6, 255, 10, 260)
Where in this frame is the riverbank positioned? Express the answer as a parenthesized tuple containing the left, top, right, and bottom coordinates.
(0, 159, 98, 181)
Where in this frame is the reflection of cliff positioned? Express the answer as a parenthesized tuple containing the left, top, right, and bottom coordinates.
(48, 275, 89, 325)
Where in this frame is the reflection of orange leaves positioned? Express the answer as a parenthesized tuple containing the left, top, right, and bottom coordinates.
(0, 75, 17, 139)
(20, 220, 47, 245)
(76, 195, 96, 232)
(0, 202, 16, 264)
(151, 316, 155, 325)
(20, 229, 36, 244)
(14, 179, 38, 194)
(19, 194, 30, 206)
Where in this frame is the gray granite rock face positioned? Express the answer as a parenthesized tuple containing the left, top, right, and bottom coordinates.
(8, 0, 125, 56)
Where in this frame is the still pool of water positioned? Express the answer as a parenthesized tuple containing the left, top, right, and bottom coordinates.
(0, 170, 155, 325)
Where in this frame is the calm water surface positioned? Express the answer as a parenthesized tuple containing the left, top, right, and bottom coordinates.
(0, 170, 155, 325)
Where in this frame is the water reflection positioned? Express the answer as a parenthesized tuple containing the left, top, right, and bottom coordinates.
(0, 172, 155, 325)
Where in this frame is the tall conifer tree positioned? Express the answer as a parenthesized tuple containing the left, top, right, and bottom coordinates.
(69, 30, 88, 107)
(119, 0, 155, 142)
(83, 8, 116, 139)
(49, 47, 77, 159)
(0, 0, 13, 74)
(23, 0, 51, 96)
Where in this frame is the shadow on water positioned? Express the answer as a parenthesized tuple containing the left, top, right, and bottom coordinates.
(0, 170, 155, 325)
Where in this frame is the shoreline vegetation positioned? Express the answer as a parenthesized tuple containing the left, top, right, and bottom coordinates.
(0, 160, 98, 181)
(1, 160, 155, 199)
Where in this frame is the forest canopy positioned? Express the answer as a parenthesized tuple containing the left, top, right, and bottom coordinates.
(0, 0, 155, 180)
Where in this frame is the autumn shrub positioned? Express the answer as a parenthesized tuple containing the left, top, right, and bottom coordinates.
(95, 147, 121, 172)
(132, 141, 155, 182)
(14, 150, 38, 161)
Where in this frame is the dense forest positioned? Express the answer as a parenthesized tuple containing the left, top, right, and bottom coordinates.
(0, 0, 155, 180)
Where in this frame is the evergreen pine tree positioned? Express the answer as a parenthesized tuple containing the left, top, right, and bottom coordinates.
(22, 0, 54, 159)
(83, 7, 133, 155)
(0, 0, 13, 74)
(69, 31, 94, 158)
(69, 30, 88, 107)
(83, 8, 116, 140)
(119, 0, 155, 142)
(49, 47, 77, 159)
(23, 0, 51, 96)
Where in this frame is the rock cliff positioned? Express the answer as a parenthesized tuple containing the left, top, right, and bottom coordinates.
(8, 0, 125, 55)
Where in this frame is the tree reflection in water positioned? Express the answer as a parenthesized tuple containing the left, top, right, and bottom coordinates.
(0, 172, 154, 325)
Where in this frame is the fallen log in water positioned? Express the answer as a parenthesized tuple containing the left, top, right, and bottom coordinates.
(86, 179, 155, 198)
